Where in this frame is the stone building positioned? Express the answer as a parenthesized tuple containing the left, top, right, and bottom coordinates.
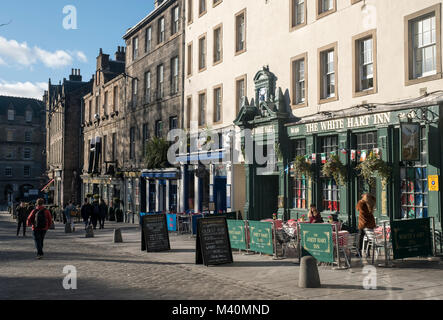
(44, 70, 92, 207)
(122, 0, 184, 220)
(81, 47, 126, 209)
(0, 96, 46, 207)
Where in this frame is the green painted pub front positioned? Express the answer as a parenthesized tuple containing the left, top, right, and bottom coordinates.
(235, 68, 442, 236)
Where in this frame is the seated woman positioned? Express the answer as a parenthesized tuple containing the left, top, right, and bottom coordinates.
(308, 204, 324, 224)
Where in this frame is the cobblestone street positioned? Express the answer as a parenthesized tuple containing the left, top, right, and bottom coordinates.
(1, 212, 443, 301)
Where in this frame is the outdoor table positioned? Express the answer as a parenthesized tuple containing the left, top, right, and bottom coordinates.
(177, 214, 191, 234)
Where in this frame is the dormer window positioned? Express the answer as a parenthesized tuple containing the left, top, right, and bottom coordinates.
(26, 110, 33, 122)
(8, 108, 14, 121)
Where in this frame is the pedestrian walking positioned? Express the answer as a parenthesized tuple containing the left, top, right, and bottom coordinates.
(81, 198, 93, 229)
(98, 199, 108, 229)
(16, 202, 29, 237)
(27, 198, 53, 259)
(64, 201, 76, 231)
(90, 200, 100, 230)
(357, 193, 377, 257)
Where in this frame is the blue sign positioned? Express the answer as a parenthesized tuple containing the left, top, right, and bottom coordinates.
(167, 213, 177, 232)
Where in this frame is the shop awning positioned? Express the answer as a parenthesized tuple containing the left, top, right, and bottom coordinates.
(40, 179, 54, 192)
(142, 172, 178, 179)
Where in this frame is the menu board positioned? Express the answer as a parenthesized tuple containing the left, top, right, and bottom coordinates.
(196, 217, 233, 266)
(392, 218, 432, 260)
(141, 214, 170, 252)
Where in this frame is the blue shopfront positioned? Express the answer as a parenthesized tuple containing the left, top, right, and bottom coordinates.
(141, 169, 179, 213)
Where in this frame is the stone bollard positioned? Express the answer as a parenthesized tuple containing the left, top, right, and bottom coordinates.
(298, 256, 321, 288)
(114, 228, 123, 243)
(85, 225, 94, 238)
(64, 223, 72, 234)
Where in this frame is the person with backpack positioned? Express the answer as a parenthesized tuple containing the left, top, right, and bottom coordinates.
(16, 202, 29, 237)
(27, 199, 53, 259)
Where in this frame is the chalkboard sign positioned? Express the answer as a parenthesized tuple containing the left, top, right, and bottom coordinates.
(392, 218, 432, 260)
(196, 217, 233, 266)
(141, 214, 171, 252)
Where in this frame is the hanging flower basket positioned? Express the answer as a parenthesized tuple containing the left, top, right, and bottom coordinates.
(356, 152, 391, 188)
(322, 154, 347, 187)
(293, 155, 313, 179)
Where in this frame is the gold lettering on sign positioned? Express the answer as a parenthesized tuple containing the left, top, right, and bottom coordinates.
(381, 188, 387, 216)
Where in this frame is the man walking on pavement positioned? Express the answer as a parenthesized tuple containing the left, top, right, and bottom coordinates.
(81, 198, 92, 229)
(27, 198, 53, 259)
(90, 199, 100, 230)
(98, 198, 108, 229)
(64, 201, 76, 231)
(16, 202, 28, 237)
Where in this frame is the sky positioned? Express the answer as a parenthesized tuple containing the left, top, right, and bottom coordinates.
(0, 0, 155, 99)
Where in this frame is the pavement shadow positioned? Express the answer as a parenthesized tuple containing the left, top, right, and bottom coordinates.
(227, 260, 299, 268)
(320, 284, 403, 291)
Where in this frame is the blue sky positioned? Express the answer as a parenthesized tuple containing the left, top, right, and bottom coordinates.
(0, 0, 155, 99)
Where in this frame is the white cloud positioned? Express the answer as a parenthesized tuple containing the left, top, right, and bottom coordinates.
(0, 80, 47, 99)
(0, 36, 87, 69)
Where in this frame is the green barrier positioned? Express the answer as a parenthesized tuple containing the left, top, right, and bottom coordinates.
(227, 220, 247, 250)
(248, 221, 274, 255)
(392, 218, 433, 260)
(300, 223, 334, 263)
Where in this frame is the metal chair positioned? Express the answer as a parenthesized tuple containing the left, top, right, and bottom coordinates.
(363, 228, 392, 264)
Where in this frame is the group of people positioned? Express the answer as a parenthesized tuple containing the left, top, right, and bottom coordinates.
(307, 193, 377, 257)
(80, 198, 108, 230)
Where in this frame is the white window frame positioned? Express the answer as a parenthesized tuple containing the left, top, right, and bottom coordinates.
(412, 14, 437, 78)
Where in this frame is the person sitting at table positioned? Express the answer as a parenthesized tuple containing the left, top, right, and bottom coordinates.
(308, 204, 324, 224)
(357, 194, 376, 257)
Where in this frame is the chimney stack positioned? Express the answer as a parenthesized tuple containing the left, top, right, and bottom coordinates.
(155, 0, 165, 8)
(115, 46, 126, 62)
(69, 69, 82, 81)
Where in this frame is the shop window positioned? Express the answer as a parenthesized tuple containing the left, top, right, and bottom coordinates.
(400, 127, 428, 220)
(291, 139, 307, 209)
(320, 135, 339, 212)
(356, 131, 378, 200)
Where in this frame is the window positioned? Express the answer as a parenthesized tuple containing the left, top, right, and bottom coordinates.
(7, 129, 14, 142)
(170, 116, 178, 130)
(5, 167, 12, 177)
(399, 127, 428, 220)
(132, 37, 139, 61)
(104, 91, 109, 115)
(355, 131, 378, 201)
(89, 100, 92, 121)
(319, 43, 338, 103)
(8, 109, 14, 121)
(158, 17, 165, 44)
(113, 86, 118, 112)
(198, 34, 207, 72)
(235, 75, 246, 114)
(199, 0, 206, 16)
(172, 6, 179, 35)
(198, 90, 206, 127)
(291, 53, 307, 107)
(213, 85, 222, 123)
(25, 110, 33, 122)
(155, 120, 163, 138)
(157, 64, 164, 99)
(291, 0, 306, 30)
(112, 133, 117, 162)
(130, 127, 136, 160)
(213, 24, 223, 64)
(145, 71, 151, 103)
(5, 147, 14, 159)
(143, 124, 149, 157)
(213, 0, 222, 7)
(317, 0, 336, 19)
(95, 96, 100, 115)
(24, 166, 31, 177)
(188, 0, 193, 24)
(146, 27, 152, 53)
(103, 135, 107, 163)
(320, 136, 339, 212)
(186, 96, 192, 128)
(405, 4, 442, 85)
(132, 78, 138, 107)
(187, 42, 193, 77)
(235, 9, 246, 54)
(353, 30, 377, 96)
(25, 131, 32, 143)
(291, 139, 307, 209)
(171, 57, 179, 94)
(24, 148, 31, 160)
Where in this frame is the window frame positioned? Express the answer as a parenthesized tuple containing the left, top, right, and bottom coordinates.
(145, 70, 151, 104)
(213, 0, 222, 8)
(198, 89, 207, 128)
(235, 74, 247, 115)
(158, 16, 165, 45)
(7, 109, 14, 121)
(316, 0, 337, 20)
(290, 0, 307, 32)
(213, 84, 223, 124)
(291, 52, 308, 109)
(404, 4, 442, 86)
(188, 0, 194, 25)
(352, 29, 378, 97)
(187, 42, 193, 78)
(199, 0, 207, 17)
(171, 56, 179, 94)
(145, 26, 152, 53)
(213, 23, 223, 66)
(132, 36, 139, 61)
(198, 33, 207, 72)
(157, 64, 164, 99)
(235, 9, 247, 56)
(318, 42, 338, 104)
(171, 5, 180, 36)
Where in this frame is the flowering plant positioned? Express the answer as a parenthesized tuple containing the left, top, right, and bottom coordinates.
(328, 216, 334, 223)
(299, 214, 306, 222)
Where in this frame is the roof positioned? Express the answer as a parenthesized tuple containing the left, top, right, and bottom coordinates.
(0, 95, 44, 116)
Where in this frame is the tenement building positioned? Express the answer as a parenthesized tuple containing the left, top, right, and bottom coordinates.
(44, 70, 92, 207)
(81, 47, 126, 210)
(123, 0, 184, 220)
(184, 0, 443, 234)
(0, 96, 46, 206)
